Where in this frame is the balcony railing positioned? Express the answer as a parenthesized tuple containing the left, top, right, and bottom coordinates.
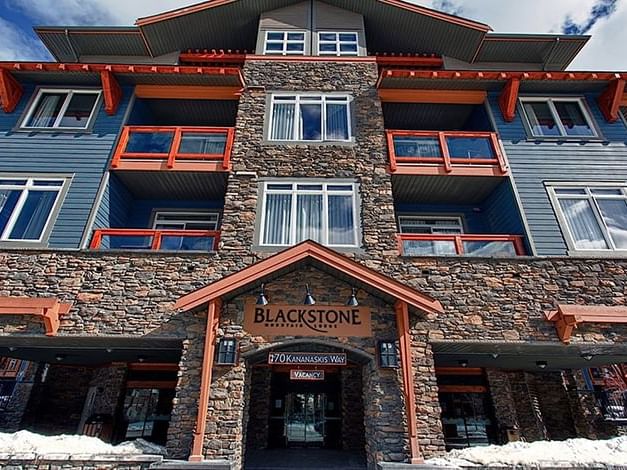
(111, 126, 235, 171)
(90, 229, 220, 252)
(398, 234, 526, 257)
(0, 358, 21, 379)
(386, 130, 508, 176)
(597, 390, 627, 423)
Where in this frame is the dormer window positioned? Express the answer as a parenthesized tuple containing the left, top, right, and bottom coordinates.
(317, 32, 359, 56)
(263, 31, 306, 55)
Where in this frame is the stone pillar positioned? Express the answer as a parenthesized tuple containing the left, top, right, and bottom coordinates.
(533, 371, 576, 440)
(363, 362, 407, 469)
(564, 369, 617, 439)
(485, 369, 519, 443)
(508, 371, 547, 442)
(0, 361, 38, 432)
(245, 366, 271, 451)
(341, 366, 365, 451)
(411, 334, 445, 459)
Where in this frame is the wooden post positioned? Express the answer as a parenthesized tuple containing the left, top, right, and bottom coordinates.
(189, 299, 221, 462)
(499, 77, 520, 122)
(100, 70, 122, 115)
(395, 300, 424, 464)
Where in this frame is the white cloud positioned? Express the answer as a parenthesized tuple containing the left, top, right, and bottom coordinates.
(0, 16, 48, 60)
(2, 0, 626, 69)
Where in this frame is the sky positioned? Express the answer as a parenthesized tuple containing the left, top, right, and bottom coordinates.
(0, 0, 625, 70)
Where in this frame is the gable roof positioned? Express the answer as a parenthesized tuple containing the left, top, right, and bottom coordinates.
(174, 241, 444, 315)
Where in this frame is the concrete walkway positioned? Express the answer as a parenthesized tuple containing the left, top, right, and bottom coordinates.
(244, 449, 367, 469)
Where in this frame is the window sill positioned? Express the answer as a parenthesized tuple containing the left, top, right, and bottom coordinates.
(262, 139, 355, 147)
(524, 136, 606, 144)
(252, 244, 363, 254)
(566, 250, 627, 258)
(12, 127, 95, 135)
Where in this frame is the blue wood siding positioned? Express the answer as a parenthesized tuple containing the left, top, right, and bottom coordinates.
(0, 83, 132, 249)
(489, 92, 627, 256)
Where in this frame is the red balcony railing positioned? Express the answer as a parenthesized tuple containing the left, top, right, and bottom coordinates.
(111, 126, 235, 171)
(0, 357, 21, 379)
(386, 130, 508, 176)
(398, 234, 525, 257)
(90, 229, 221, 252)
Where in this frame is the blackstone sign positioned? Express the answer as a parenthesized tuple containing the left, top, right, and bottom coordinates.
(244, 304, 372, 337)
(268, 352, 348, 366)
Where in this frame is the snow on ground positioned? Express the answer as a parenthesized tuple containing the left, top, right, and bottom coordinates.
(0, 430, 166, 455)
(425, 437, 627, 468)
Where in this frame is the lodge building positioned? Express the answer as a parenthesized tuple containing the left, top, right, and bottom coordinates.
(1, 1, 627, 469)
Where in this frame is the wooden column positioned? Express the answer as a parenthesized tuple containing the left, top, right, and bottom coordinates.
(189, 298, 221, 462)
(395, 300, 424, 464)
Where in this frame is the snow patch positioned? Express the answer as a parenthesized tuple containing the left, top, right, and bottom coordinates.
(0, 430, 167, 456)
(425, 437, 627, 467)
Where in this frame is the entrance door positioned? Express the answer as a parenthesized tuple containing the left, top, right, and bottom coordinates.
(285, 393, 325, 446)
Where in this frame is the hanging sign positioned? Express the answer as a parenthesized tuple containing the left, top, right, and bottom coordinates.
(268, 352, 347, 366)
(244, 304, 372, 337)
(290, 370, 325, 381)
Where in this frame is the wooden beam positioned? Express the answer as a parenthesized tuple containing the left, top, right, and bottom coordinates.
(134, 85, 241, 100)
(0, 69, 23, 113)
(395, 300, 424, 465)
(0, 297, 71, 336)
(378, 88, 486, 105)
(545, 304, 627, 343)
(499, 77, 520, 122)
(100, 70, 122, 115)
(598, 78, 626, 123)
(189, 299, 221, 462)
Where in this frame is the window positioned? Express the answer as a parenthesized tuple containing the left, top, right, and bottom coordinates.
(260, 181, 359, 248)
(548, 185, 627, 251)
(152, 211, 220, 252)
(620, 107, 627, 126)
(0, 178, 67, 243)
(269, 94, 351, 142)
(216, 339, 238, 365)
(317, 32, 359, 56)
(263, 31, 306, 55)
(378, 341, 399, 368)
(520, 97, 597, 138)
(22, 89, 101, 130)
(398, 216, 464, 235)
(152, 212, 220, 231)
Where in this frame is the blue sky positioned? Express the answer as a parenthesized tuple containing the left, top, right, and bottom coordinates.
(0, 0, 625, 69)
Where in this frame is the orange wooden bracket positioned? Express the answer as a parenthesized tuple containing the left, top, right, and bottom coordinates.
(378, 88, 487, 105)
(100, 70, 122, 115)
(0, 297, 72, 336)
(189, 298, 221, 462)
(598, 78, 625, 123)
(0, 69, 23, 113)
(545, 304, 627, 343)
(395, 300, 424, 465)
(499, 77, 520, 122)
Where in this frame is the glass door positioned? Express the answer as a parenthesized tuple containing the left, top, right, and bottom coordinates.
(285, 393, 325, 446)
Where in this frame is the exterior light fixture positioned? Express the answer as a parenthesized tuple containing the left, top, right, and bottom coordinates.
(105, 348, 113, 353)
(458, 359, 469, 368)
(491, 353, 500, 359)
(256, 283, 269, 305)
(303, 284, 316, 305)
(581, 354, 594, 361)
(536, 360, 548, 369)
(346, 288, 359, 306)
(137, 356, 146, 363)
(55, 354, 65, 362)
(8, 347, 16, 352)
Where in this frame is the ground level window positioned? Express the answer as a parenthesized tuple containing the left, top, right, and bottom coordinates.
(122, 387, 175, 445)
(260, 181, 359, 248)
(547, 185, 627, 251)
(0, 177, 67, 242)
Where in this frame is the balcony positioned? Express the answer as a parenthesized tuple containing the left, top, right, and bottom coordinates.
(90, 229, 220, 252)
(398, 234, 526, 257)
(386, 130, 508, 177)
(111, 126, 235, 172)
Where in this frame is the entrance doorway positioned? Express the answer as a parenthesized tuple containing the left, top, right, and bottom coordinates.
(285, 393, 325, 445)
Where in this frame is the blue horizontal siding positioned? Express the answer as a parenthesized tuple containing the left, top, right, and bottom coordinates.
(489, 92, 627, 256)
(0, 83, 131, 249)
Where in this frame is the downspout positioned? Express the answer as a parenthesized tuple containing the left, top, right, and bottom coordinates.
(65, 29, 80, 63)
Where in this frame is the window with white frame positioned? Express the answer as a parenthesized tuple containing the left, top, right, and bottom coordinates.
(0, 177, 68, 242)
(152, 211, 220, 231)
(22, 89, 101, 130)
(260, 181, 359, 248)
(398, 216, 464, 235)
(263, 31, 306, 55)
(519, 97, 597, 138)
(317, 32, 359, 56)
(548, 185, 627, 251)
(268, 94, 351, 142)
